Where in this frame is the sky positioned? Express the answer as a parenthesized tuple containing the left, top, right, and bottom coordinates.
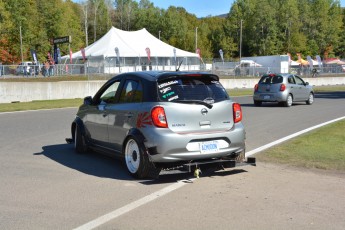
(142, 0, 345, 18)
(140, 0, 234, 18)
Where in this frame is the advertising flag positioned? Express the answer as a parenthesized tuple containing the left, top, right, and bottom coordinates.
(81, 48, 86, 62)
(145, 47, 151, 62)
(196, 48, 201, 59)
(30, 49, 38, 63)
(316, 55, 322, 68)
(69, 49, 73, 64)
(307, 56, 313, 68)
(219, 49, 224, 62)
(115, 47, 120, 63)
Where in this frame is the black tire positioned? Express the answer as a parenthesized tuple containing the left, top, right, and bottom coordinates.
(284, 94, 293, 107)
(306, 93, 314, 105)
(254, 100, 262, 106)
(124, 137, 161, 179)
(74, 124, 88, 154)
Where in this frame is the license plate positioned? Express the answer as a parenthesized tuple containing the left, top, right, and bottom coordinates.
(200, 141, 219, 153)
(264, 95, 270, 100)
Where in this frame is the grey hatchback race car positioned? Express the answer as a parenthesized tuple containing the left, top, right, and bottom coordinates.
(68, 71, 251, 179)
(253, 73, 314, 107)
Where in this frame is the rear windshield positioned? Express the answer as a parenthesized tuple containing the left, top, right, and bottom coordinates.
(259, 75, 283, 84)
(157, 76, 229, 102)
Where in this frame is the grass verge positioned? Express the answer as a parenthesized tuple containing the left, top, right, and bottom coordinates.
(256, 119, 345, 172)
(0, 99, 83, 112)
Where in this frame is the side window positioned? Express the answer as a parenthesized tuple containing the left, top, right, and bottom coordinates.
(288, 76, 295, 84)
(100, 81, 120, 103)
(119, 80, 143, 103)
(294, 76, 304, 85)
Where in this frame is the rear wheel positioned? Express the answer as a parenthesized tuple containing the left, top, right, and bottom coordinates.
(74, 124, 88, 154)
(284, 94, 293, 107)
(306, 93, 314, 105)
(254, 100, 262, 106)
(234, 150, 245, 163)
(124, 137, 160, 179)
(224, 150, 246, 163)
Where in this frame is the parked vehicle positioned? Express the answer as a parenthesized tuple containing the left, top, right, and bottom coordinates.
(253, 73, 314, 107)
(67, 71, 253, 179)
(15, 62, 32, 75)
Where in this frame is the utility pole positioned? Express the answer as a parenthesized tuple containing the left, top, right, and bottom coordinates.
(20, 24, 23, 63)
(239, 19, 243, 61)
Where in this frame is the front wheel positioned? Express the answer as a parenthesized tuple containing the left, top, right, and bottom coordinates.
(124, 137, 160, 179)
(74, 124, 88, 154)
(306, 93, 314, 105)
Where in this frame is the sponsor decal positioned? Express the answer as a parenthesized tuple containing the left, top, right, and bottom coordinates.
(162, 91, 175, 99)
(158, 80, 178, 89)
(160, 87, 171, 94)
(168, 95, 179, 101)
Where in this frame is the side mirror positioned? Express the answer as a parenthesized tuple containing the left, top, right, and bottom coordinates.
(83, 96, 93, 105)
(305, 82, 309, 85)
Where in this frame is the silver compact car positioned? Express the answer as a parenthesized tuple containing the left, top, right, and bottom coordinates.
(68, 71, 248, 179)
(253, 73, 314, 107)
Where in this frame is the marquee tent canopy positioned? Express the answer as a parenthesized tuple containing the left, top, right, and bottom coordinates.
(64, 27, 199, 60)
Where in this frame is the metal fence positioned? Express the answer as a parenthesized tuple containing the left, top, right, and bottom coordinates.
(0, 62, 207, 78)
(1, 61, 344, 78)
(212, 61, 345, 77)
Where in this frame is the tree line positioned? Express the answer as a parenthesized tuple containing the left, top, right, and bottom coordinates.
(0, 0, 344, 64)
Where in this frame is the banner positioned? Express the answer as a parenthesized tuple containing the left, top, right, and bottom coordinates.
(47, 52, 54, 64)
(81, 48, 86, 62)
(316, 55, 322, 68)
(30, 49, 37, 63)
(307, 56, 313, 68)
(196, 48, 201, 59)
(115, 47, 120, 63)
(145, 47, 151, 62)
(69, 49, 73, 64)
(173, 48, 176, 63)
(219, 49, 224, 62)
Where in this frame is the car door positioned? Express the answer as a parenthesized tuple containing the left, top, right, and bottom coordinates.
(83, 80, 121, 147)
(107, 78, 142, 153)
(293, 75, 309, 100)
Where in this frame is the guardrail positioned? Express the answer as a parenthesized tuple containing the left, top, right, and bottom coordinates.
(1, 76, 344, 104)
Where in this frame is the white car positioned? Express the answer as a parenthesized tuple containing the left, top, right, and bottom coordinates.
(15, 62, 33, 75)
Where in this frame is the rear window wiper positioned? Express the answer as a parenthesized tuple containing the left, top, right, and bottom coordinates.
(174, 100, 213, 109)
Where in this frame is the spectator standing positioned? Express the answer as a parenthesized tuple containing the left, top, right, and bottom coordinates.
(44, 61, 50, 77)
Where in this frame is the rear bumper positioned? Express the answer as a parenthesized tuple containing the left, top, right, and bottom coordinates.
(145, 123, 246, 163)
(253, 92, 287, 102)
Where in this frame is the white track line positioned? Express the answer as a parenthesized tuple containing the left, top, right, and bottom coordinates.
(73, 179, 194, 230)
(246, 116, 345, 157)
(74, 115, 345, 230)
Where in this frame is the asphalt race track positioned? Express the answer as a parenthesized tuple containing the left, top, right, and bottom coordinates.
(1, 91, 345, 229)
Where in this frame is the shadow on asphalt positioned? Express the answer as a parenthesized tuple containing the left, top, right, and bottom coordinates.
(34, 143, 249, 184)
(34, 143, 132, 181)
(315, 91, 345, 99)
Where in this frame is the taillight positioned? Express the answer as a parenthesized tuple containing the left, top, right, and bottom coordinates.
(254, 84, 258, 92)
(151, 106, 168, 128)
(233, 103, 242, 123)
(280, 84, 286, 91)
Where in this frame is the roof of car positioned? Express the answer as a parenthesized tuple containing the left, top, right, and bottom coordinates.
(115, 71, 219, 82)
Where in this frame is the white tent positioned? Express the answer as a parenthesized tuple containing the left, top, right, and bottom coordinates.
(63, 27, 200, 73)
